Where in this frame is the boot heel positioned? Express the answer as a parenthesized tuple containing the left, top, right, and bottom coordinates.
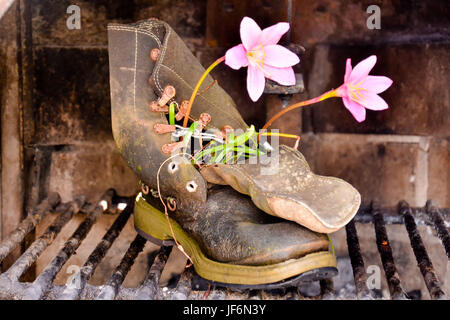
(134, 194, 176, 246)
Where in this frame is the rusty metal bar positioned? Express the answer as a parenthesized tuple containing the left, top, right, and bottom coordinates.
(207, 287, 228, 300)
(22, 191, 115, 300)
(171, 267, 193, 300)
(0, 193, 60, 263)
(399, 201, 446, 300)
(353, 204, 450, 226)
(0, 196, 85, 283)
(56, 198, 134, 300)
(371, 202, 408, 299)
(96, 234, 146, 300)
(345, 220, 373, 299)
(283, 286, 300, 300)
(319, 278, 334, 300)
(425, 201, 450, 259)
(135, 245, 172, 300)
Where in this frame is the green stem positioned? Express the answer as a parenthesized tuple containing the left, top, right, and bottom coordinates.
(182, 56, 226, 127)
(262, 89, 338, 130)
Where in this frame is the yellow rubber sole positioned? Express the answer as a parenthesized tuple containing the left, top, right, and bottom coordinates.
(134, 193, 337, 286)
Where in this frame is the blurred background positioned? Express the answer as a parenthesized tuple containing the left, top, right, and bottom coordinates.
(0, 0, 448, 299)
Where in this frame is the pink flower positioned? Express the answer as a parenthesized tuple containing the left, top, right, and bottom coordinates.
(225, 17, 300, 102)
(336, 55, 393, 122)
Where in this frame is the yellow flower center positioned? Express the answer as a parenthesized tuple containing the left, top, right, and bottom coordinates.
(348, 78, 367, 103)
(247, 43, 266, 68)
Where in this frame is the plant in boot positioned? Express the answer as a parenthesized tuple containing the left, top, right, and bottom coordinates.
(108, 19, 339, 288)
(173, 17, 391, 234)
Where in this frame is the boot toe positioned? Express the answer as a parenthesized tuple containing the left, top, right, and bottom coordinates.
(267, 176, 361, 233)
(200, 145, 361, 233)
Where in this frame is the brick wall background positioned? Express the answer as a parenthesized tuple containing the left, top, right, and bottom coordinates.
(291, 1, 450, 208)
(0, 0, 448, 295)
(11, 0, 448, 209)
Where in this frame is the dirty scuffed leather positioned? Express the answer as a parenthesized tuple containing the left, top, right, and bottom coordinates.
(107, 19, 332, 265)
(112, 20, 362, 233)
(201, 146, 361, 233)
(144, 187, 329, 265)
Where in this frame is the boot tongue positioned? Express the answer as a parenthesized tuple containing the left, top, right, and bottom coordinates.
(146, 19, 248, 131)
(135, 19, 166, 43)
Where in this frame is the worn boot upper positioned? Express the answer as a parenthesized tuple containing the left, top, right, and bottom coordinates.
(108, 19, 332, 265)
(123, 20, 360, 234)
(144, 186, 329, 265)
(201, 146, 361, 233)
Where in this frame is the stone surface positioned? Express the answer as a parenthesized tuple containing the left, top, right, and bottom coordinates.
(206, 0, 290, 48)
(48, 140, 139, 203)
(305, 43, 450, 137)
(32, 0, 207, 46)
(427, 138, 450, 207)
(291, 0, 450, 47)
(299, 133, 430, 206)
(33, 47, 111, 144)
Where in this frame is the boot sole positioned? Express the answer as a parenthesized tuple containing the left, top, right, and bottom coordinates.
(134, 194, 338, 287)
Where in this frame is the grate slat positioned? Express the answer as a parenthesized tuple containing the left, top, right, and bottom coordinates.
(22, 193, 112, 300)
(319, 278, 334, 300)
(0, 193, 60, 264)
(171, 267, 193, 300)
(371, 202, 408, 299)
(425, 201, 450, 259)
(21, 190, 115, 299)
(56, 198, 133, 300)
(1, 197, 85, 284)
(0, 192, 448, 300)
(399, 201, 447, 300)
(135, 246, 172, 300)
(96, 234, 146, 300)
(345, 220, 374, 299)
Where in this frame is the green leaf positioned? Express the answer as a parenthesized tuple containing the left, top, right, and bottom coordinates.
(169, 103, 175, 125)
(183, 121, 199, 148)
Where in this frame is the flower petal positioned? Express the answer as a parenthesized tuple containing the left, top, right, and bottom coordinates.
(263, 45, 300, 68)
(358, 91, 389, 110)
(225, 44, 248, 70)
(247, 65, 265, 102)
(342, 97, 366, 122)
(361, 75, 393, 93)
(260, 22, 289, 46)
(240, 17, 262, 51)
(262, 65, 295, 86)
(344, 58, 352, 83)
(349, 55, 377, 83)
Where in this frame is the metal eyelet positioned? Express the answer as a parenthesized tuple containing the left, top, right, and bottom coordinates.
(167, 197, 177, 211)
(150, 48, 160, 61)
(168, 161, 179, 174)
(185, 181, 198, 193)
(141, 184, 149, 195)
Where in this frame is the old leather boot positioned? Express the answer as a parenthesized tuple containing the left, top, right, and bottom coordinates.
(136, 186, 336, 287)
(117, 18, 361, 233)
(200, 146, 361, 233)
(108, 19, 337, 287)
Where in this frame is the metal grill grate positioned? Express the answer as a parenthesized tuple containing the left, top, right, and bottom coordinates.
(0, 189, 448, 300)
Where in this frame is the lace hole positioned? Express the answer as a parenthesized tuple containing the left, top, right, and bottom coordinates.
(168, 161, 178, 174)
(186, 181, 198, 192)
